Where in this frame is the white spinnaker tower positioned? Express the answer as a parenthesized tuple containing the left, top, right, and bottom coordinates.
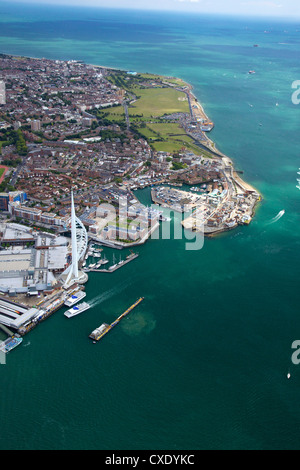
(63, 191, 88, 287)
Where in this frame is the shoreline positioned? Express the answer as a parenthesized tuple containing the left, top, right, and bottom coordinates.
(0, 52, 261, 232)
(89, 59, 261, 200)
(3, 52, 260, 196)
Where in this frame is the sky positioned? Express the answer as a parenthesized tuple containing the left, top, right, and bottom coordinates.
(5, 0, 300, 18)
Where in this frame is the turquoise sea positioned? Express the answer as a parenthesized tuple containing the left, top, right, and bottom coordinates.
(1, 2, 300, 450)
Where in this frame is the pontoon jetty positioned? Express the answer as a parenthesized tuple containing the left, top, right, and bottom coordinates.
(89, 297, 144, 342)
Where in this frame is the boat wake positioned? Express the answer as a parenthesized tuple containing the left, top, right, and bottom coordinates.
(88, 279, 133, 308)
(267, 210, 285, 225)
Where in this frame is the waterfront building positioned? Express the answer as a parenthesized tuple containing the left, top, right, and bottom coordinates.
(9, 202, 67, 228)
(9, 204, 42, 222)
(0, 223, 69, 302)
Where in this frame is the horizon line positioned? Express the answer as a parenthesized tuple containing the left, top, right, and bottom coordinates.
(2, 0, 300, 22)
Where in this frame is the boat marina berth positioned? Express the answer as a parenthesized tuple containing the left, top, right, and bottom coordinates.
(84, 252, 139, 273)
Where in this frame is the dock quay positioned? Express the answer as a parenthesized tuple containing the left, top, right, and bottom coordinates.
(18, 296, 66, 336)
(0, 323, 14, 337)
(17, 285, 86, 336)
(89, 297, 144, 342)
(0, 323, 22, 355)
(84, 253, 139, 273)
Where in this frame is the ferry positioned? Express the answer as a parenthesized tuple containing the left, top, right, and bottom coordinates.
(64, 290, 86, 307)
(64, 301, 91, 318)
(0, 336, 23, 354)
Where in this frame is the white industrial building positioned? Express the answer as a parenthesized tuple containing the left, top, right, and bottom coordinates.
(0, 223, 70, 296)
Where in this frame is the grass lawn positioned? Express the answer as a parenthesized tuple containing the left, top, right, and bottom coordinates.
(0, 166, 8, 184)
(138, 73, 188, 88)
(128, 87, 189, 118)
(137, 121, 202, 155)
(104, 105, 125, 116)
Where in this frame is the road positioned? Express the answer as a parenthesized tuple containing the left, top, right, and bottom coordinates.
(10, 157, 26, 187)
(123, 101, 130, 131)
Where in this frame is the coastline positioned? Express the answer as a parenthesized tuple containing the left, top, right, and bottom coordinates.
(5, 53, 260, 199)
(0, 53, 261, 236)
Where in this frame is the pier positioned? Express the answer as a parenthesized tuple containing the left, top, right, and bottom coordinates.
(89, 297, 144, 342)
(84, 253, 139, 273)
(0, 323, 14, 337)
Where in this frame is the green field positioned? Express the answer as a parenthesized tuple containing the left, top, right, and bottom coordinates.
(137, 122, 202, 155)
(128, 87, 189, 118)
(103, 70, 211, 156)
(92, 105, 126, 125)
(137, 73, 188, 88)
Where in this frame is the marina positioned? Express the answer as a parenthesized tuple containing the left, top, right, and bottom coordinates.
(84, 252, 139, 273)
(89, 297, 144, 342)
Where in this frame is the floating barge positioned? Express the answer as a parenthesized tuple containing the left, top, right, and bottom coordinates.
(89, 297, 144, 342)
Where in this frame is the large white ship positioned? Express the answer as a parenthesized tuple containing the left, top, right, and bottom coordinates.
(64, 301, 91, 318)
(64, 290, 86, 307)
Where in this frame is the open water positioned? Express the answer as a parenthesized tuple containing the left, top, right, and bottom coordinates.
(1, 2, 300, 450)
